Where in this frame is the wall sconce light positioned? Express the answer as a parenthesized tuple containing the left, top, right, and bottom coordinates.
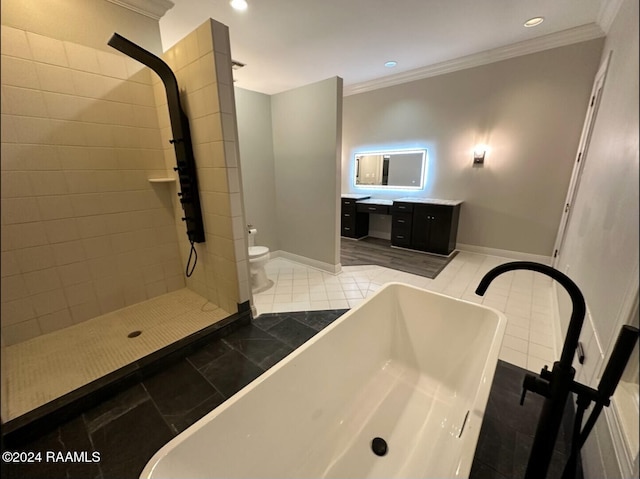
(473, 144, 487, 166)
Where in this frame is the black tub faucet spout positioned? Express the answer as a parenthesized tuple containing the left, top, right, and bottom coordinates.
(476, 261, 639, 479)
(476, 261, 585, 479)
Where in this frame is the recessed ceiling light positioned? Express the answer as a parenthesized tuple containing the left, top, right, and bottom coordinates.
(524, 17, 544, 28)
(230, 0, 248, 11)
(384, 61, 397, 68)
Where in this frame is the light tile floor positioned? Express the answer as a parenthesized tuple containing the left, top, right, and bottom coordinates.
(253, 251, 557, 373)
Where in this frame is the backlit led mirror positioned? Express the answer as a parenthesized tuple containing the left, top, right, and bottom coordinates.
(354, 149, 427, 189)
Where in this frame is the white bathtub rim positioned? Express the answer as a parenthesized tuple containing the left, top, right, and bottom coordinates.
(141, 282, 507, 479)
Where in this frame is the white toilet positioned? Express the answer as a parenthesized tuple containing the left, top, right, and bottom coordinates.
(247, 227, 273, 293)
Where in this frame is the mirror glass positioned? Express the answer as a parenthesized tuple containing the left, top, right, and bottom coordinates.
(354, 149, 427, 189)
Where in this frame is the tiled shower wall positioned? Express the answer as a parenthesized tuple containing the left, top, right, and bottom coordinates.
(0, 26, 185, 345)
(154, 19, 250, 315)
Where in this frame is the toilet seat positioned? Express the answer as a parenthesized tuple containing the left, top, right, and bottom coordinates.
(249, 246, 269, 259)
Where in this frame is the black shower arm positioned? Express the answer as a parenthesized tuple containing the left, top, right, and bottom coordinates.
(107, 33, 187, 139)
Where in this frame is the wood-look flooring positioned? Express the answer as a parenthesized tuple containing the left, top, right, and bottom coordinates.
(340, 236, 457, 279)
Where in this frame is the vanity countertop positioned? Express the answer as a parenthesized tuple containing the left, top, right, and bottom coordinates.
(393, 197, 463, 206)
(355, 198, 394, 206)
(341, 194, 371, 200)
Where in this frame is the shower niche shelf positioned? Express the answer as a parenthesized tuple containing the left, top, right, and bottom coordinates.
(148, 178, 176, 183)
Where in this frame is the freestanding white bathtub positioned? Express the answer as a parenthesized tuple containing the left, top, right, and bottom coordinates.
(141, 283, 507, 479)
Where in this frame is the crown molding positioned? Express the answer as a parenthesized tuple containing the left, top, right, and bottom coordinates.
(597, 0, 624, 34)
(105, 0, 174, 20)
(344, 23, 605, 96)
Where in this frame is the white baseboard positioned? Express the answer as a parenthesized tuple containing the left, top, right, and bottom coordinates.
(457, 243, 553, 265)
(271, 250, 342, 274)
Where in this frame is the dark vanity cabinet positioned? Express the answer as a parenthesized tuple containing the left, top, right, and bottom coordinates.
(411, 203, 460, 255)
(341, 198, 369, 239)
(390, 202, 413, 248)
(391, 201, 461, 255)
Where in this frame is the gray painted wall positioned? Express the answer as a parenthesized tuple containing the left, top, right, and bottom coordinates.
(342, 39, 604, 256)
(236, 78, 343, 268)
(235, 88, 279, 252)
(554, 0, 639, 476)
(271, 77, 343, 266)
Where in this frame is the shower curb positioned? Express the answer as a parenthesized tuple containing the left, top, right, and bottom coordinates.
(1, 302, 252, 448)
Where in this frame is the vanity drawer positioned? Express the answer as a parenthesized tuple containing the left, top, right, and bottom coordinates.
(357, 203, 389, 215)
(392, 212, 413, 229)
(341, 198, 357, 214)
(391, 202, 414, 214)
(391, 231, 411, 247)
(391, 212, 412, 247)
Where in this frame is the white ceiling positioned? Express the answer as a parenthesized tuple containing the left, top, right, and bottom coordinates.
(158, 0, 611, 96)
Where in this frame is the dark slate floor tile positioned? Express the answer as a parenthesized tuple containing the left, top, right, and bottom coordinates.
(513, 429, 574, 479)
(475, 414, 516, 478)
(229, 336, 294, 369)
(265, 317, 318, 349)
(284, 309, 348, 331)
(143, 359, 218, 417)
(491, 360, 530, 394)
(90, 400, 173, 479)
(252, 313, 285, 331)
(469, 459, 510, 479)
(485, 385, 543, 436)
(162, 392, 226, 435)
(83, 383, 150, 434)
(222, 323, 275, 341)
(186, 338, 232, 369)
(2, 415, 101, 479)
(198, 349, 265, 398)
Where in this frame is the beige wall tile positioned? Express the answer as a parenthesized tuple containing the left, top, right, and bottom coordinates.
(1, 275, 29, 302)
(37, 308, 74, 334)
(29, 171, 69, 195)
(52, 240, 86, 266)
(1, 26, 32, 60)
(1, 171, 33, 198)
(43, 218, 79, 244)
(56, 262, 92, 287)
(1, 56, 41, 89)
(2, 197, 41, 224)
(63, 41, 100, 73)
(26, 32, 68, 67)
(2, 85, 48, 117)
(37, 196, 75, 220)
(1, 298, 36, 326)
(1, 30, 240, 343)
(1, 251, 21, 278)
(2, 319, 41, 345)
(64, 281, 96, 307)
(23, 268, 61, 295)
(34, 63, 76, 95)
(69, 300, 100, 324)
(31, 288, 67, 316)
(96, 50, 128, 79)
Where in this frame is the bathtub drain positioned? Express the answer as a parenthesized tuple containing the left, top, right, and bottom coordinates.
(371, 437, 388, 456)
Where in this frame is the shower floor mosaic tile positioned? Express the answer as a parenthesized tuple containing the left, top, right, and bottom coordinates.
(255, 250, 559, 374)
(2, 311, 581, 479)
(1, 288, 231, 422)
